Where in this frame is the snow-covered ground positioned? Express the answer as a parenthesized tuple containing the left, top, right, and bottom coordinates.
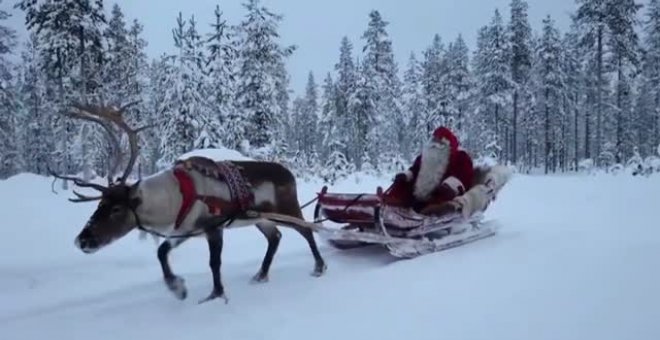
(1, 166, 659, 340)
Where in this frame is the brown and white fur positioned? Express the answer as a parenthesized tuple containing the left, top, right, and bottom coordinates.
(412, 138, 451, 202)
(71, 160, 326, 304)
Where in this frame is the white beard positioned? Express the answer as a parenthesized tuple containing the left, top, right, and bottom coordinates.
(413, 141, 450, 201)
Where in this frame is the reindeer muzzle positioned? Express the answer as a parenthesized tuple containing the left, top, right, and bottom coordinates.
(75, 228, 100, 254)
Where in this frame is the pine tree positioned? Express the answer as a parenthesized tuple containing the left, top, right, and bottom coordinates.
(333, 36, 356, 162)
(534, 15, 565, 173)
(302, 72, 319, 159)
(158, 13, 208, 166)
(606, 0, 641, 163)
(317, 73, 338, 158)
(0, 0, 19, 178)
(637, 0, 660, 155)
(16, 0, 108, 179)
(574, 0, 614, 161)
(402, 52, 424, 155)
(472, 9, 513, 161)
(15, 34, 52, 175)
(444, 35, 473, 139)
(508, 0, 533, 164)
(421, 34, 446, 136)
(103, 4, 130, 103)
(562, 22, 585, 170)
(348, 59, 376, 170)
(359, 10, 403, 168)
(234, 0, 295, 152)
(205, 4, 237, 148)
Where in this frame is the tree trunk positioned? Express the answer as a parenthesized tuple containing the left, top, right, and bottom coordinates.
(596, 25, 603, 163)
(574, 104, 579, 171)
(616, 56, 623, 164)
(585, 78, 592, 160)
(545, 87, 550, 174)
(513, 90, 518, 164)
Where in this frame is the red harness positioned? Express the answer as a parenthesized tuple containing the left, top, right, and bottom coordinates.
(173, 167, 226, 230)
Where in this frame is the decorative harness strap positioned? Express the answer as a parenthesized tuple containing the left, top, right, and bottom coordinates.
(215, 161, 254, 212)
(172, 158, 255, 230)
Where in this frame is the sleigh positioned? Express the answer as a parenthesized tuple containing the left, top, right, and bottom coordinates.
(311, 165, 512, 258)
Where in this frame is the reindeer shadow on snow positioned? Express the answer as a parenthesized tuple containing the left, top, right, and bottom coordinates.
(48, 101, 328, 304)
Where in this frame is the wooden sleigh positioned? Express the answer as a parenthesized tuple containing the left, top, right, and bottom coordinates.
(310, 165, 513, 257)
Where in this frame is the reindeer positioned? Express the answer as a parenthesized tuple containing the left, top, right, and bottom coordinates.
(49, 102, 327, 304)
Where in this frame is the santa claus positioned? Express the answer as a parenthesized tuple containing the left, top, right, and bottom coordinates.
(388, 126, 474, 215)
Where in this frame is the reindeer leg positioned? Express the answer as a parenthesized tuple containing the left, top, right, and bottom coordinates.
(198, 227, 228, 304)
(252, 221, 282, 283)
(158, 237, 190, 300)
(290, 225, 327, 277)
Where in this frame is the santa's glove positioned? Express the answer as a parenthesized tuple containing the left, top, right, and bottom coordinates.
(436, 183, 459, 201)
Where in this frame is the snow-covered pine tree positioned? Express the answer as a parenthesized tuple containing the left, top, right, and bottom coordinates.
(0, 0, 19, 178)
(206, 3, 236, 108)
(271, 57, 294, 162)
(233, 0, 295, 155)
(297, 72, 319, 164)
(574, 0, 612, 162)
(103, 4, 131, 104)
(348, 58, 376, 170)
(359, 10, 403, 170)
(316, 73, 335, 160)
(508, 0, 533, 164)
(158, 13, 208, 167)
(420, 34, 447, 136)
(15, 33, 52, 175)
(16, 0, 108, 179)
(472, 9, 513, 162)
(562, 21, 585, 171)
(126, 18, 151, 176)
(402, 52, 424, 156)
(444, 35, 473, 143)
(204, 4, 237, 150)
(97, 3, 133, 177)
(317, 72, 353, 182)
(333, 36, 357, 162)
(0, 0, 15, 82)
(636, 0, 660, 156)
(534, 15, 565, 174)
(604, 0, 641, 163)
(144, 57, 169, 172)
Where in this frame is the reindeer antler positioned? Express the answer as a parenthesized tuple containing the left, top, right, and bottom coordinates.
(46, 164, 107, 202)
(47, 100, 154, 203)
(69, 100, 153, 184)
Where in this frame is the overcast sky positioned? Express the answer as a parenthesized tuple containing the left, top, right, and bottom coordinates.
(3, 0, 599, 96)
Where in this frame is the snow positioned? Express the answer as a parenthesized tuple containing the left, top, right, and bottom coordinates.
(177, 147, 253, 161)
(1, 169, 660, 340)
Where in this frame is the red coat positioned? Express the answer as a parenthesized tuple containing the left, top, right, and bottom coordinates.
(385, 150, 474, 210)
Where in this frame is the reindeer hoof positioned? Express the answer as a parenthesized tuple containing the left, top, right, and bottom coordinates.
(165, 275, 187, 300)
(251, 271, 269, 283)
(198, 289, 228, 304)
(311, 263, 327, 277)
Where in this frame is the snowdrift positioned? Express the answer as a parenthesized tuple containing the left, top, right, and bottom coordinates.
(177, 147, 253, 162)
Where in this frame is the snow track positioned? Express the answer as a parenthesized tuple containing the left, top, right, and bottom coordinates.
(1, 172, 660, 340)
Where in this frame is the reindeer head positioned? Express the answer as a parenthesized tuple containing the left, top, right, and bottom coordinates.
(49, 101, 152, 254)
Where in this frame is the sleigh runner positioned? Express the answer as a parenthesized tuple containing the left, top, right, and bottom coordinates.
(309, 164, 512, 258)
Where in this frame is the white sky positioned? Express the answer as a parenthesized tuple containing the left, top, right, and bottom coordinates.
(2, 0, 602, 96)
